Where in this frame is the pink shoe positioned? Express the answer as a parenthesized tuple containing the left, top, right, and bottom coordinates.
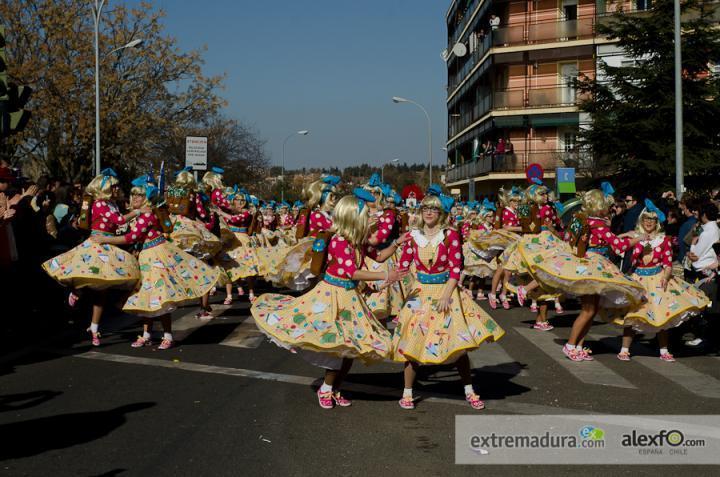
(488, 294, 498, 309)
(131, 336, 152, 348)
(516, 286, 527, 306)
(579, 347, 594, 361)
(660, 353, 676, 362)
(237, 286, 244, 297)
(616, 351, 631, 361)
(554, 302, 564, 314)
(466, 393, 485, 410)
(533, 321, 554, 331)
(196, 310, 214, 320)
(477, 292, 487, 301)
(158, 338, 173, 350)
(317, 389, 334, 409)
(398, 396, 415, 410)
(223, 296, 233, 305)
(562, 345, 584, 362)
(530, 303, 538, 313)
(87, 328, 101, 347)
(68, 292, 79, 308)
(501, 296, 510, 310)
(332, 391, 352, 407)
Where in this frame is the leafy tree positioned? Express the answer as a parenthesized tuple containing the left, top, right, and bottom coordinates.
(575, 0, 720, 192)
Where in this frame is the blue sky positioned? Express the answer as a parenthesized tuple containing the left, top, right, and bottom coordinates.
(145, 0, 449, 170)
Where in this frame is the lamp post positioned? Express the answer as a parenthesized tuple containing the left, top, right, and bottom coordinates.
(381, 158, 400, 182)
(393, 96, 432, 186)
(92, 0, 144, 176)
(281, 130, 309, 202)
(673, 0, 684, 199)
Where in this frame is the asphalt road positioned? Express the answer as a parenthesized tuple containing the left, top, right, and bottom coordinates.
(2, 289, 720, 476)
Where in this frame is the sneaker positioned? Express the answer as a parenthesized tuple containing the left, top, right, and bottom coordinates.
(332, 391, 352, 407)
(579, 347, 594, 361)
(237, 286, 245, 297)
(685, 338, 704, 347)
(554, 302, 564, 314)
(533, 321, 554, 331)
(317, 389, 334, 409)
(465, 393, 485, 410)
(248, 292, 256, 302)
(87, 328, 101, 347)
(158, 338, 173, 350)
(562, 345, 584, 362)
(516, 286, 527, 306)
(501, 297, 510, 310)
(488, 294, 498, 309)
(477, 292, 487, 301)
(530, 303, 538, 313)
(398, 396, 415, 410)
(196, 310, 214, 320)
(209, 286, 217, 296)
(616, 351, 631, 361)
(223, 296, 233, 305)
(131, 336, 152, 348)
(660, 353, 676, 362)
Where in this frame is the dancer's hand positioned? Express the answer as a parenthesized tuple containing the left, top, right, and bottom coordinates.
(436, 294, 452, 313)
(387, 268, 408, 283)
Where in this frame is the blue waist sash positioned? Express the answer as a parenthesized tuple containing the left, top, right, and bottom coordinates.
(91, 230, 115, 237)
(229, 226, 248, 233)
(142, 236, 166, 250)
(587, 246, 610, 257)
(416, 271, 450, 284)
(635, 265, 663, 276)
(323, 273, 358, 290)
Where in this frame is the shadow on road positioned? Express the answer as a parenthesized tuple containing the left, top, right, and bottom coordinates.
(0, 390, 63, 413)
(0, 402, 156, 461)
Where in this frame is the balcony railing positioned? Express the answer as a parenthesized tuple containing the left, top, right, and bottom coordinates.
(495, 85, 582, 110)
(446, 150, 581, 183)
(492, 17, 595, 47)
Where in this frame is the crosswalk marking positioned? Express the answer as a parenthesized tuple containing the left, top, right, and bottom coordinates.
(588, 333, 720, 399)
(514, 327, 637, 389)
(172, 304, 232, 342)
(219, 316, 266, 349)
(468, 342, 529, 377)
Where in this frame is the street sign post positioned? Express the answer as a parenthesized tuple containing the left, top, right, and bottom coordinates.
(185, 136, 207, 181)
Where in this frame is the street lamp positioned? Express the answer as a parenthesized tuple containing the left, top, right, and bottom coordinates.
(381, 158, 400, 182)
(392, 96, 433, 186)
(92, 0, 144, 176)
(281, 130, 309, 202)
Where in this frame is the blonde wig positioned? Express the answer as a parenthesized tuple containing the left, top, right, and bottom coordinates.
(582, 189, 614, 217)
(129, 185, 151, 209)
(333, 194, 369, 249)
(174, 170, 198, 191)
(419, 194, 448, 227)
(498, 187, 522, 207)
(85, 174, 119, 200)
(635, 209, 664, 236)
(304, 179, 336, 210)
(201, 170, 224, 193)
(526, 184, 549, 205)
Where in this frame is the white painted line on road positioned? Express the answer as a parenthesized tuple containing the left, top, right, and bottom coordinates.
(72, 351, 591, 415)
(514, 327, 637, 389)
(219, 317, 266, 349)
(589, 333, 720, 399)
(468, 343, 529, 377)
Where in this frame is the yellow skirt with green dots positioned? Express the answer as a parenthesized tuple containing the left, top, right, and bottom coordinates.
(361, 256, 406, 320)
(216, 231, 261, 282)
(266, 237, 316, 290)
(42, 236, 140, 290)
(169, 214, 222, 261)
(123, 238, 220, 317)
(607, 267, 709, 332)
(392, 277, 505, 364)
(462, 242, 498, 278)
(251, 278, 393, 362)
(518, 237, 645, 309)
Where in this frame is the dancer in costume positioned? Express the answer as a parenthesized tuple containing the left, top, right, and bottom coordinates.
(90, 177, 219, 350)
(277, 201, 296, 245)
(267, 175, 339, 290)
(613, 200, 709, 362)
(488, 187, 523, 310)
(461, 199, 496, 300)
(42, 169, 140, 346)
(393, 185, 505, 410)
(520, 184, 645, 361)
(251, 189, 408, 409)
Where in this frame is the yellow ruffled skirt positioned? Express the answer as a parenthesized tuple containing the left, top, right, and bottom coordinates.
(123, 240, 220, 317)
(610, 271, 709, 332)
(42, 239, 140, 290)
(462, 242, 498, 278)
(361, 256, 406, 320)
(392, 283, 505, 364)
(519, 238, 645, 309)
(251, 280, 393, 362)
(266, 237, 315, 290)
(169, 214, 222, 261)
(216, 232, 261, 281)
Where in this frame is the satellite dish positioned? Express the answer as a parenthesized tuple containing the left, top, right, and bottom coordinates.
(452, 42, 467, 57)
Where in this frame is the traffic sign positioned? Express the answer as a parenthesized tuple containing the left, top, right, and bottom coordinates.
(525, 163, 544, 184)
(556, 167, 576, 194)
(185, 136, 207, 171)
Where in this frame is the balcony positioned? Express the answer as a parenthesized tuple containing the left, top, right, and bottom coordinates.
(446, 150, 582, 183)
(493, 17, 595, 47)
(495, 85, 583, 110)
